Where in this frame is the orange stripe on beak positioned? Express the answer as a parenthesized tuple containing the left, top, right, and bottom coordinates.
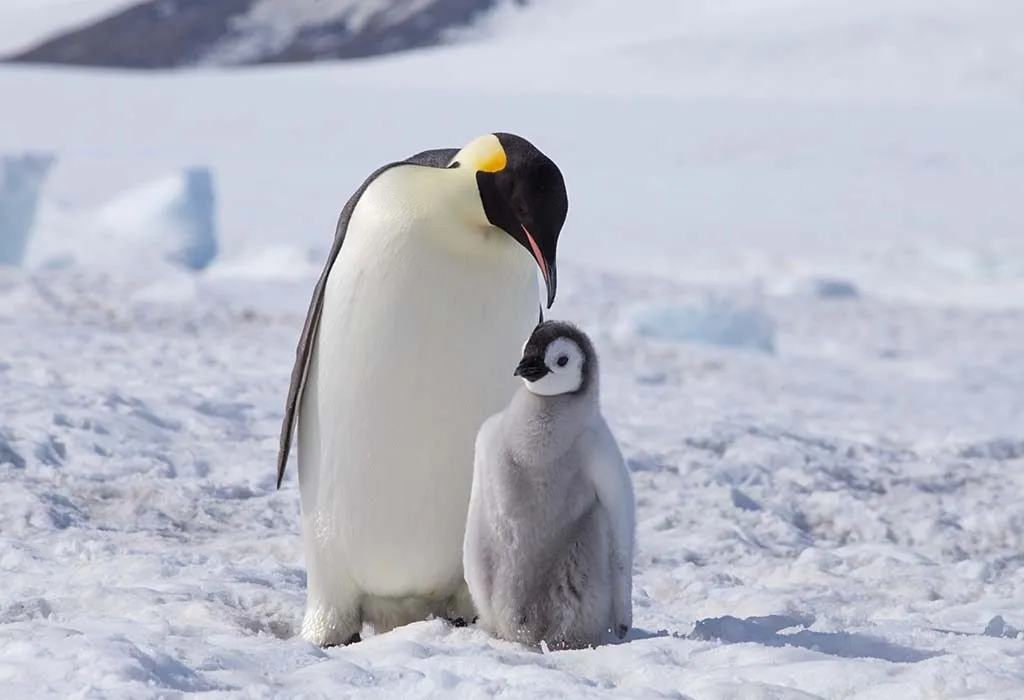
(522, 224, 549, 288)
(522, 224, 557, 308)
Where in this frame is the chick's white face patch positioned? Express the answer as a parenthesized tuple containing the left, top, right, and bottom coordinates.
(523, 337, 584, 396)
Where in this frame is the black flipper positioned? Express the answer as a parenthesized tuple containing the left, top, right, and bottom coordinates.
(276, 148, 460, 489)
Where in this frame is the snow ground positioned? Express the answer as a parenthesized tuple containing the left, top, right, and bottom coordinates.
(2, 266, 1023, 698)
(2, 1, 1024, 698)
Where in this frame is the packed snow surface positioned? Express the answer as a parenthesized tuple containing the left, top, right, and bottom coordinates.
(1, 0, 1024, 698)
(1, 267, 1023, 698)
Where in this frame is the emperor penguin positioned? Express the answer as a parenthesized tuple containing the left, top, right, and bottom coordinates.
(276, 133, 569, 647)
(463, 320, 636, 650)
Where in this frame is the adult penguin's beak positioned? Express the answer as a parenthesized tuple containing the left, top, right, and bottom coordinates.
(518, 223, 558, 309)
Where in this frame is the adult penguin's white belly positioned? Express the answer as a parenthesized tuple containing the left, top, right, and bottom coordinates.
(298, 166, 539, 598)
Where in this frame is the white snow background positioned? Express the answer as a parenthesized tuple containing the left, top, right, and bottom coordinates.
(1, 1, 1024, 698)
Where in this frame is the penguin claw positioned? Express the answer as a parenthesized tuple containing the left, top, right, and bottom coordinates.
(318, 631, 361, 648)
(615, 624, 629, 640)
(444, 615, 479, 628)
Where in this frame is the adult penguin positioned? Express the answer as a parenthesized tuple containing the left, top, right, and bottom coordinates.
(276, 133, 568, 646)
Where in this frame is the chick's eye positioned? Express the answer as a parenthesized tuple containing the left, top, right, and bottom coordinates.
(556, 355, 569, 367)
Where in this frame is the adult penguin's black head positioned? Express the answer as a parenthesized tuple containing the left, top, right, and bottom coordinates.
(448, 133, 568, 309)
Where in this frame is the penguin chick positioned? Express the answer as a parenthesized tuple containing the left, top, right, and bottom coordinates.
(463, 320, 636, 650)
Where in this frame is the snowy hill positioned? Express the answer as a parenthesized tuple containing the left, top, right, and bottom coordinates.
(3, 0, 523, 68)
(1, 1, 1023, 698)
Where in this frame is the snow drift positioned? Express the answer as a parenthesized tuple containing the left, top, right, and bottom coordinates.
(29, 166, 219, 275)
(626, 297, 778, 354)
(93, 166, 218, 272)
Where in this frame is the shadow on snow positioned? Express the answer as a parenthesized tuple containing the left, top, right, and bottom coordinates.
(687, 614, 942, 664)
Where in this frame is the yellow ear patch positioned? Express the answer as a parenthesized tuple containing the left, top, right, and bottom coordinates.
(453, 134, 507, 173)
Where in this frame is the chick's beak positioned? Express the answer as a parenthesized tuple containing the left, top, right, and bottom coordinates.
(513, 354, 549, 382)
